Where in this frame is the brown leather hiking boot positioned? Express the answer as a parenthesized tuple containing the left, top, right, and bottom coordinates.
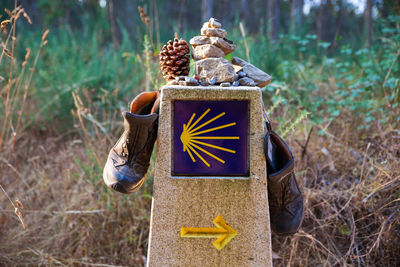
(265, 129, 304, 235)
(103, 92, 160, 194)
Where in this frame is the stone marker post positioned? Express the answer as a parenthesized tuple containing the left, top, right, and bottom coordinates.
(147, 85, 272, 266)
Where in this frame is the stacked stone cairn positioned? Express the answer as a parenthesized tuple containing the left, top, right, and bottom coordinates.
(190, 18, 236, 86)
(191, 18, 272, 87)
(166, 18, 272, 88)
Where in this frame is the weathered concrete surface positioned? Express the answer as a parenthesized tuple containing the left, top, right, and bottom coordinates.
(147, 86, 272, 267)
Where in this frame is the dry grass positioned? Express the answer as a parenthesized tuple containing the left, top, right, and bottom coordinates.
(271, 117, 400, 266)
(0, 3, 148, 265)
(1, 89, 399, 266)
(0, 129, 153, 266)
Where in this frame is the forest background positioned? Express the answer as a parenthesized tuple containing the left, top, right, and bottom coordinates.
(0, 0, 399, 266)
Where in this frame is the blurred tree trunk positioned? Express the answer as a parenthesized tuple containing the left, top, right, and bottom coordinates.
(177, 0, 186, 33)
(317, 1, 322, 40)
(107, 0, 137, 48)
(365, 0, 374, 47)
(268, 0, 280, 40)
(240, 0, 249, 25)
(107, 0, 120, 49)
(151, 0, 160, 48)
(317, 0, 333, 42)
(333, 0, 343, 47)
(22, 0, 41, 26)
(290, 0, 303, 34)
(201, 0, 214, 22)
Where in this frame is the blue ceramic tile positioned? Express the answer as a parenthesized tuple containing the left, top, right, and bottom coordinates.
(173, 100, 248, 176)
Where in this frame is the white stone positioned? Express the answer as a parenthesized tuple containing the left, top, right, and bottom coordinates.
(201, 23, 227, 38)
(233, 64, 243, 73)
(220, 82, 231, 87)
(208, 17, 221, 28)
(167, 79, 178, 85)
(195, 58, 236, 83)
(190, 36, 235, 55)
(192, 44, 225, 60)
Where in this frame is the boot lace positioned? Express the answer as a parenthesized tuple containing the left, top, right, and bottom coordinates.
(269, 174, 296, 216)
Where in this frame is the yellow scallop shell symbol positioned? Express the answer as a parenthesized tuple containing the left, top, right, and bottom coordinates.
(180, 108, 239, 167)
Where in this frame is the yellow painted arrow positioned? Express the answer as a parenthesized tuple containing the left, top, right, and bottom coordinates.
(180, 215, 238, 251)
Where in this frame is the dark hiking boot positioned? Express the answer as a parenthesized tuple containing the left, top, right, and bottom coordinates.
(265, 130, 304, 235)
(103, 91, 160, 194)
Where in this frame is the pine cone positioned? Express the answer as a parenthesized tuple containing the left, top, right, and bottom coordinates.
(159, 36, 190, 81)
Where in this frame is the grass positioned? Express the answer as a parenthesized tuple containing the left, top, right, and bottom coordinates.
(270, 108, 400, 266)
(1, 3, 399, 266)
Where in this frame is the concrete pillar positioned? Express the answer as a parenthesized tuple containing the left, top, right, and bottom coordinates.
(147, 85, 272, 266)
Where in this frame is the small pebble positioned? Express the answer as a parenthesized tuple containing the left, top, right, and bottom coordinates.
(232, 81, 239, 86)
(184, 77, 199, 86)
(209, 76, 217, 85)
(238, 77, 256, 86)
(237, 71, 247, 78)
(167, 79, 179, 85)
(209, 18, 221, 28)
(176, 76, 187, 81)
(200, 81, 210, 86)
(220, 82, 231, 87)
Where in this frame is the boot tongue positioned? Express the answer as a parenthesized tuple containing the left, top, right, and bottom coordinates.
(266, 131, 294, 182)
(121, 111, 158, 163)
(123, 111, 157, 126)
(267, 137, 280, 172)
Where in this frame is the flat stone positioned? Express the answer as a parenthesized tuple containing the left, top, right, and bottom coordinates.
(208, 17, 221, 28)
(184, 77, 199, 86)
(190, 35, 208, 46)
(201, 23, 227, 38)
(238, 77, 256, 86)
(192, 44, 225, 60)
(220, 82, 231, 87)
(190, 36, 235, 55)
(237, 71, 247, 78)
(195, 58, 236, 83)
(232, 57, 272, 87)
